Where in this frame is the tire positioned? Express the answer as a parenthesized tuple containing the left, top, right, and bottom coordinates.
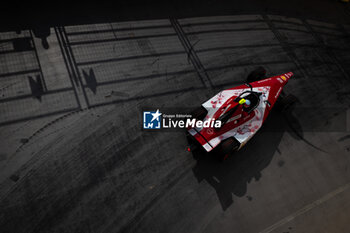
(218, 137, 240, 161)
(247, 67, 267, 83)
(191, 106, 207, 121)
(276, 94, 298, 112)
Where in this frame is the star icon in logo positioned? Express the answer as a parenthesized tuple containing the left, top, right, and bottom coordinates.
(150, 109, 161, 122)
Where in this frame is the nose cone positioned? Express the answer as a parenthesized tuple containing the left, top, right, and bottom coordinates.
(282, 72, 293, 81)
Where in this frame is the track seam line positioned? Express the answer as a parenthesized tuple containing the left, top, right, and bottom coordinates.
(262, 14, 309, 79)
(55, 26, 82, 109)
(302, 19, 350, 80)
(29, 31, 48, 91)
(170, 18, 214, 89)
(60, 26, 90, 108)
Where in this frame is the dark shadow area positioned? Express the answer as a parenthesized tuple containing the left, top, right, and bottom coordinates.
(28, 75, 44, 100)
(82, 68, 97, 94)
(190, 108, 303, 210)
(32, 25, 51, 49)
(12, 37, 33, 52)
(0, 0, 349, 32)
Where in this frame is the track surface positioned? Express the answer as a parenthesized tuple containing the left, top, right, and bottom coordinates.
(1, 13, 350, 233)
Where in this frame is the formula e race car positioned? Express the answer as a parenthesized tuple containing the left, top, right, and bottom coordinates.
(187, 67, 296, 160)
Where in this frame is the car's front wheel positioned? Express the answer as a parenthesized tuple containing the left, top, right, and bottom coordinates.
(247, 67, 267, 83)
(276, 94, 298, 112)
(190, 106, 207, 121)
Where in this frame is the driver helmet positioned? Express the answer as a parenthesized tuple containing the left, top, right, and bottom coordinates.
(239, 98, 251, 106)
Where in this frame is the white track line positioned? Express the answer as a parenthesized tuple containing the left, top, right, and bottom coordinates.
(259, 182, 350, 233)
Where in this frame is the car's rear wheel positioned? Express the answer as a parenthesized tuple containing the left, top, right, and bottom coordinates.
(247, 67, 267, 83)
(218, 137, 240, 161)
(191, 106, 207, 121)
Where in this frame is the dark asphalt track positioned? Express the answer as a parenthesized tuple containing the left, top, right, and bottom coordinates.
(1, 2, 350, 233)
(1, 0, 350, 30)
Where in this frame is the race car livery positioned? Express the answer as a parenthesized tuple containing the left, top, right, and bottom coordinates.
(187, 72, 293, 152)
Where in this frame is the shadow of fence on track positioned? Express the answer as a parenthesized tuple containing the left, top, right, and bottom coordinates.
(0, 15, 349, 126)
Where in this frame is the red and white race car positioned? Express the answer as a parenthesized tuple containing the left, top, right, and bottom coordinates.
(187, 67, 296, 160)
